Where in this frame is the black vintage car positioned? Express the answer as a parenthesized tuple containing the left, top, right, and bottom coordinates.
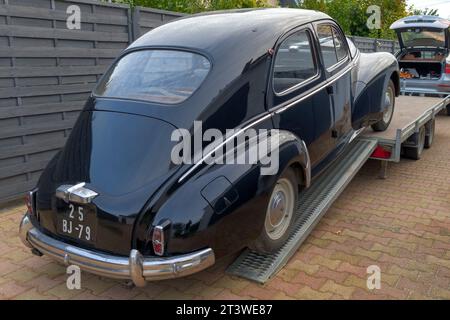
(19, 9, 399, 286)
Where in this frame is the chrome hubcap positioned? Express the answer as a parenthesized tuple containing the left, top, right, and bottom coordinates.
(265, 178, 295, 241)
(269, 191, 286, 228)
(383, 86, 394, 123)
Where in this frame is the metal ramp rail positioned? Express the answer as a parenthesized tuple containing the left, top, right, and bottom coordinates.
(227, 139, 377, 284)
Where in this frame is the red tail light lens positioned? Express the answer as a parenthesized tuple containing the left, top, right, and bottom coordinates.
(445, 63, 450, 74)
(25, 189, 37, 216)
(25, 193, 33, 214)
(152, 226, 165, 256)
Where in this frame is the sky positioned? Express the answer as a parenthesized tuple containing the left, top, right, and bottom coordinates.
(407, 0, 450, 19)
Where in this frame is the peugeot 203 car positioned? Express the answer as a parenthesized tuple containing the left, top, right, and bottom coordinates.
(19, 9, 399, 286)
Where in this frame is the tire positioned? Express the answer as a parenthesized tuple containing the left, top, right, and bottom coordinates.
(371, 80, 396, 132)
(446, 104, 450, 116)
(424, 119, 435, 149)
(251, 167, 298, 254)
(403, 126, 426, 160)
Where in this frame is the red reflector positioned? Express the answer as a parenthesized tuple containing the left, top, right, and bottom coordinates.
(371, 146, 392, 159)
(446, 64, 450, 74)
(152, 226, 165, 256)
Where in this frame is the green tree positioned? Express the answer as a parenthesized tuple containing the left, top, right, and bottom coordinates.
(297, 0, 408, 39)
(112, 0, 274, 13)
(409, 6, 439, 16)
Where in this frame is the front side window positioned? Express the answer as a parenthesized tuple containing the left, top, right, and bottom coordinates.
(317, 24, 348, 70)
(333, 27, 348, 61)
(95, 50, 211, 104)
(273, 30, 317, 94)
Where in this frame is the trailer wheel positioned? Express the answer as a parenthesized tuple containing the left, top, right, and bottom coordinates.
(424, 119, 435, 149)
(372, 80, 395, 132)
(403, 126, 426, 160)
(251, 168, 298, 254)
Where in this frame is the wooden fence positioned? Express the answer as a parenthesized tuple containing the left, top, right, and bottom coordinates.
(0, 0, 183, 203)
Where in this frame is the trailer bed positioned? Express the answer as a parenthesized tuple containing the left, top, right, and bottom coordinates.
(361, 95, 450, 162)
(363, 96, 443, 141)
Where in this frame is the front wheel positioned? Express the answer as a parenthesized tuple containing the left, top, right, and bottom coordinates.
(251, 168, 298, 254)
(371, 80, 395, 132)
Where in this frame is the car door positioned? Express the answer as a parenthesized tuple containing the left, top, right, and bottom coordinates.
(268, 25, 335, 169)
(315, 22, 353, 145)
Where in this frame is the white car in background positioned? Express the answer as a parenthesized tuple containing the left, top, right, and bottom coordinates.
(391, 15, 450, 115)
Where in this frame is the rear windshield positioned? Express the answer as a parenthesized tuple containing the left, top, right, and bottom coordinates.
(94, 50, 211, 104)
(401, 29, 446, 48)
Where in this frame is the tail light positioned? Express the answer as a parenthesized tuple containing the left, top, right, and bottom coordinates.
(25, 189, 37, 217)
(152, 226, 165, 256)
(445, 61, 450, 74)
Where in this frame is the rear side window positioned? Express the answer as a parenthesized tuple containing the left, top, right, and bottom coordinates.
(273, 30, 317, 94)
(95, 50, 211, 104)
(317, 24, 349, 70)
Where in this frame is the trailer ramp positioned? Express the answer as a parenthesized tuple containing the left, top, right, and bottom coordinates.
(227, 139, 377, 284)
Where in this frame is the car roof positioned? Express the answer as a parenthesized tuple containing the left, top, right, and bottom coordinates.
(128, 8, 331, 57)
(391, 15, 450, 30)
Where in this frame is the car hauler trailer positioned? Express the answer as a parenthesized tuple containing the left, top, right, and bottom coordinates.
(363, 95, 450, 178)
(228, 94, 450, 283)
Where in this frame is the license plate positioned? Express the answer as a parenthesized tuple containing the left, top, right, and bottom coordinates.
(57, 204, 96, 244)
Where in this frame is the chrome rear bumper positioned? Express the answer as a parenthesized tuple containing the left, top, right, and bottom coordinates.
(19, 214, 215, 287)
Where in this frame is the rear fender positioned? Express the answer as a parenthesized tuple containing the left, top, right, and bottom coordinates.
(134, 130, 310, 258)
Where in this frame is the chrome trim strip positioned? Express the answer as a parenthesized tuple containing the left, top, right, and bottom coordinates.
(178, 113, 273, 183)
(178, 64, 353, 184)
(326, 56, 350, 73)
(272, 64, 353, 115)
(19, 214, 215, 286)
(301, 140, 312, 188)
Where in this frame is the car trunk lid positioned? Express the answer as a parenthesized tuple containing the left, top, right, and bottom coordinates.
(36, 107, 181, 255)
(390, 16, 450, 50)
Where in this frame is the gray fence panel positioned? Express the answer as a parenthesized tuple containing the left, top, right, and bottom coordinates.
(0, 0, 132, 203)
(0, 0, 188, 204)
(350, 35, 400, 54)
(132, 6, 184, 40)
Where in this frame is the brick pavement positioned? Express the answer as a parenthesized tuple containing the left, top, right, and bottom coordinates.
(1, 115, 450, 300)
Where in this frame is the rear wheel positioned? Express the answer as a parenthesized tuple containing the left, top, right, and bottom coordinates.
(424, 119, 435, 149)
(403, 126, 426, 160)
(371, 80, 395, 132)
(446, 104, 450, 116)
(251, 168, 298, 254)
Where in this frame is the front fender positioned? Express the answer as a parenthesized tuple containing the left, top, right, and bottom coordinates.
(352, 52, 399, 128)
